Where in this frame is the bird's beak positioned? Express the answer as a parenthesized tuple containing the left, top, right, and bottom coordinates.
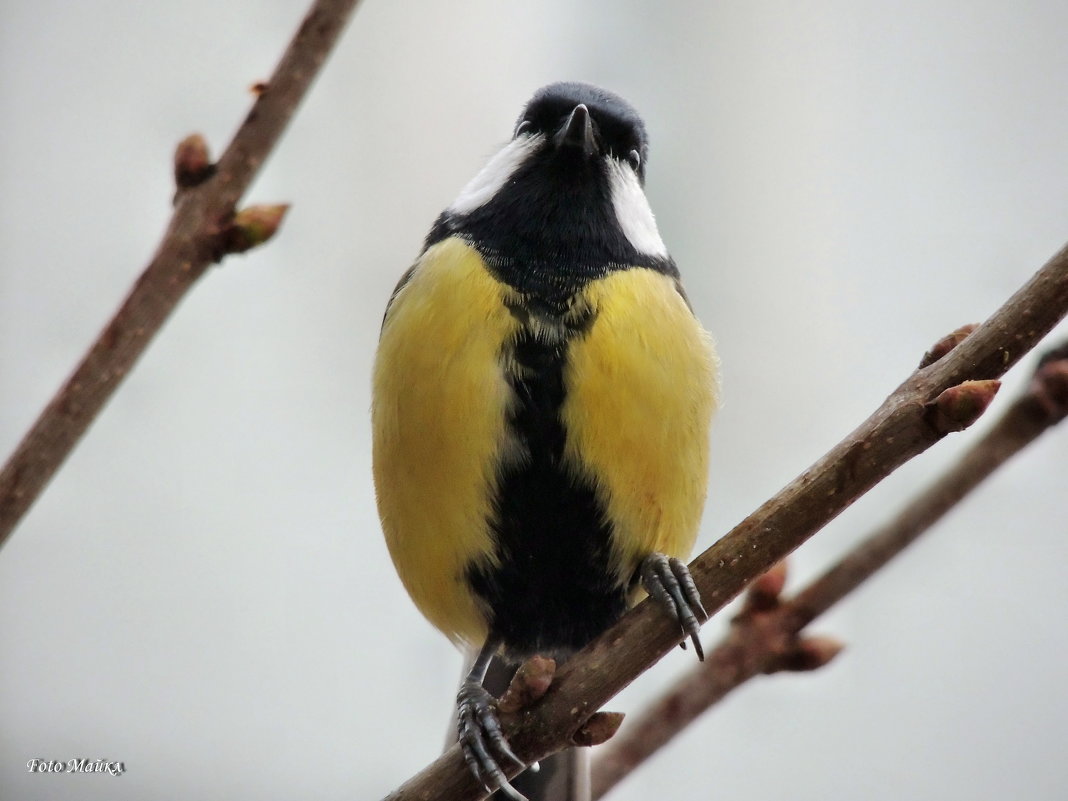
(555, 104, 598, 157)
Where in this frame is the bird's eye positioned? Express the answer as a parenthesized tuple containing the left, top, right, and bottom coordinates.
(627, 149, 641, 170)
(515, 120, 533, 137)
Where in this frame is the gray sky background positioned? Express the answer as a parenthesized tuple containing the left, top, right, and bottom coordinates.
(2, 1, 1067, 799)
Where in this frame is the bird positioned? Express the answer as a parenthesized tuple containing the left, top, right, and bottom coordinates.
(372, 81, 719, 799)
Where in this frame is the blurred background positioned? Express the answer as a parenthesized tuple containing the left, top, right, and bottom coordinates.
(2, 1, 1067, 799)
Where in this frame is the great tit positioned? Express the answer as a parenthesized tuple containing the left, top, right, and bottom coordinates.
(372, 81, 719, 799)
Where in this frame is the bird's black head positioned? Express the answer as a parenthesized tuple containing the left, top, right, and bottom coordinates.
(425, 82, 673, 300)
(514, 82, 650, 183)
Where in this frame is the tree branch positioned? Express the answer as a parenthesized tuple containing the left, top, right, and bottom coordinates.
(384, 241, 1068, 801)
(590, 337, 1068, 798)
(0, 0, 363, 548)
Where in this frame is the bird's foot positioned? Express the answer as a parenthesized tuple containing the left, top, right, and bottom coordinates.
(640, 553, 708, 660)
(457, 678, 527, 800)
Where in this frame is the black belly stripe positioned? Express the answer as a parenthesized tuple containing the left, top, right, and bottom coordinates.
(465, 312, 630, 659)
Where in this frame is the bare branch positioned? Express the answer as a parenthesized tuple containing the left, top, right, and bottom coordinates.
(384, 242, 1068, 801)
(590, 338, 1068, 796)
(0, 0, 363, 547)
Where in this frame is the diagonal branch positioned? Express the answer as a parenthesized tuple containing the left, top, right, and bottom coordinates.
(590, 338, 1068, 798)
(0, 0, 363, 548)
(384, 241, 1068, 801)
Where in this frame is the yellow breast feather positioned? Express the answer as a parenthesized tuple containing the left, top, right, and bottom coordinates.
(372, 237, 521, 645)
(562, 269, 719, 583)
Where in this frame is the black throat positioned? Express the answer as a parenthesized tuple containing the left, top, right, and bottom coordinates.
(424, 147, 676, 313)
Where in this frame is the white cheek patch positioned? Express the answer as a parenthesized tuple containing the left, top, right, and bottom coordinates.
(448, 134, 544, 215)
(606, 158, 668, 258)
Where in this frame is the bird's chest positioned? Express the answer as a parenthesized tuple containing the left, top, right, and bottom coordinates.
(497, 292, 596, 466)
(471, 292, 631, 658)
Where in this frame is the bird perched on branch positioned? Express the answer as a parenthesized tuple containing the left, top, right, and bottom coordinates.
(372, 82, 719, 799)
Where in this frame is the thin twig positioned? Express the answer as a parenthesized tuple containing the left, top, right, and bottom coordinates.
(384, 241, 1068, 801)
(590, 339, 1068, 798)
(0, 0, 362, 547)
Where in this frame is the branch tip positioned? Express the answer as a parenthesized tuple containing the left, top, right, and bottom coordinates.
(173, 133, 215, 190)
(919, 324, 979, 368)
(927, 379, 1001, 434)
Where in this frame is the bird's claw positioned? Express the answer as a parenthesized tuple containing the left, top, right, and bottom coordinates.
(457, 680, 527, 800)
(641, 553, 707, 660)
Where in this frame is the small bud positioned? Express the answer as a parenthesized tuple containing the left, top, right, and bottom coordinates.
(1031, 359, 1068, 423)
(174, 134, 215, 190)
(571, 711, 625, 747)
(927, 379, 1001, 434)
(498, 656, 555, 714)
(919, 324, 978, 368)
(745, 561, 788, 612)
(766, 635, 845, 673)
(1036, 341, 1068, 370)
(221, 204, 290, 255)
(250, 81, 270, 96)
